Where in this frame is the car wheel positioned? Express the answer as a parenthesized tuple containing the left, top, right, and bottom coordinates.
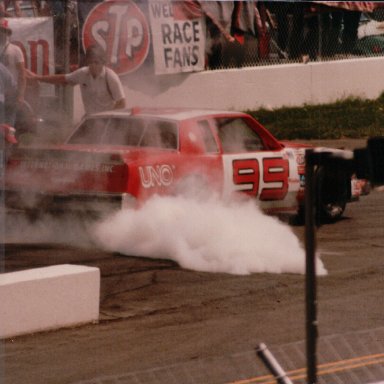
(292, 206, 305, 226)
(315, 165, 349, 222)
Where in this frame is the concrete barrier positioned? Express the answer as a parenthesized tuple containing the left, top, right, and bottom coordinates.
(77, 56, 384, 118)
(0, 264, 100, 339)
(72, 56, 384, 127)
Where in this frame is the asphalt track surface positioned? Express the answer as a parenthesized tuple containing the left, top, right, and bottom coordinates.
(1, 139, 384, 384)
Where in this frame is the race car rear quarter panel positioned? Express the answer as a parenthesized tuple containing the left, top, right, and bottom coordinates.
(221, 147, 301, 212)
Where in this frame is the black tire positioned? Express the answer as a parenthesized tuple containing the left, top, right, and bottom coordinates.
(292, 205, 305, 226)
(315, 165, 349, 222)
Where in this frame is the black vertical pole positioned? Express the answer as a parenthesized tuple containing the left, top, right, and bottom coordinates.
(64, 0, 71, 74)
(305, 149, 317, 384)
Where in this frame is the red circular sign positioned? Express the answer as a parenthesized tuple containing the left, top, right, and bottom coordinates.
(82, 0, 150, 75)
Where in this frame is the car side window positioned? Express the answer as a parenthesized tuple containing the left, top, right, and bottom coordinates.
(99, 118, 144, 146)
(140, 120, 178, 149)
(68, 118, 177, 149)
(215, 117, 264, 153)
(197, 120, 219, 153)
(158, 122, 178, 149)
(68, 118, 109, 144)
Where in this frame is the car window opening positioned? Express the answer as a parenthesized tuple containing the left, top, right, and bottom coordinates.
(216, 117, 265, 153)
(68, 117, 178, 150)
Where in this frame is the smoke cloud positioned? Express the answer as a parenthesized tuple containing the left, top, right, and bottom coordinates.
(5, 195, 327, 276)
(92, 195, 327, 276)
(5, 212, 95, 248)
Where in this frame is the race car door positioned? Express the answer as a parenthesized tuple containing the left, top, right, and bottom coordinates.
(213, 116, 301, 214)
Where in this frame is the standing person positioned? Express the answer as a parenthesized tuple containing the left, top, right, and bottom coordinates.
(0, 17, 26, 125)
(341, 9, 361, 54)
(0, 60, 13, 126)
(0, 1, 22, 17)
(0, 60, 16, 122)
(29, 44, 126, 116)
(0, 61, 17, 160)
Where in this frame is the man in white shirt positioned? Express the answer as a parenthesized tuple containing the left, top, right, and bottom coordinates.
(30, 44, 126, 116)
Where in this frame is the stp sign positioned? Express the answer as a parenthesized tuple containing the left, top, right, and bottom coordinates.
(82, 0, 150, 75)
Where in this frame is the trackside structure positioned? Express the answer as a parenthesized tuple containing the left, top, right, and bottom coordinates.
(0, 264, 100, 338)
(71, 56, 384, 125)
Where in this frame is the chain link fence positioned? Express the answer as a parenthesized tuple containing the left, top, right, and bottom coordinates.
(71, 327, 384, 384)
(204, 2, 384, 70)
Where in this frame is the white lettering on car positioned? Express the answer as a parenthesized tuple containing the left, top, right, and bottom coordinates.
(18, 160, 114, 173)
(139, 165, 174, 188)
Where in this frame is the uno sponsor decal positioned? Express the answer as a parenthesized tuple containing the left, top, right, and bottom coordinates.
(233, 157, 289, 200)
(82, 0, 150, 75)
(139, 164, 174, 188)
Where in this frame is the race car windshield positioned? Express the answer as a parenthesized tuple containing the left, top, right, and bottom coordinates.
(68, 117, 178, 149)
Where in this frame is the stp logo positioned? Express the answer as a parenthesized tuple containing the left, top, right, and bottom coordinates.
(82, 0, 150, 75)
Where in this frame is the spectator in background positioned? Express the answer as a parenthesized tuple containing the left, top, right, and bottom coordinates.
(321, 9, 343, 57)
(199, 1, 235, 69)
(28, 44, 126, 116)
(268, 1, 292, 59)
(0, 60, 16, 122)
(33, 1, 52, 16)
(0, 18, 26, 125)
(291, 3, 320, 62)
(321, 6, 362, 57)
(341, 9, 362, 54)
(227, 0, 263, 67)
(0, 1, 21, 17)
(0, 61, 18, 159)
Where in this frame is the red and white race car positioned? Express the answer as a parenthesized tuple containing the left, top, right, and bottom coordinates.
(3, 108, 363, 221)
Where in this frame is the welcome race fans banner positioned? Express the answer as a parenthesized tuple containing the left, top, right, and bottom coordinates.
(148, 0, 205, 74)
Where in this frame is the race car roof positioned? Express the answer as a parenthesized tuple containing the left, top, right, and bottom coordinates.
(88, 107, 246, 122)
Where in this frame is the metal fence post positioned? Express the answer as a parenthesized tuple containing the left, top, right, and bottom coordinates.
(305, 149, 318, 384)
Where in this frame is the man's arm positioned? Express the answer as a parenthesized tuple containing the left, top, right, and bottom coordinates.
(114, 98, 126, 110)
(36, 74, 68, 85)
(26, 70, 69, 85)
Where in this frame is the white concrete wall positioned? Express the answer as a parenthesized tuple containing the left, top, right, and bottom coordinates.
(0, 264, 100, 339)
(73, 56, 384, 123)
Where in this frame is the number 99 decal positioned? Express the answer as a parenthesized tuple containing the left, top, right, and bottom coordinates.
(233, 157, 289, 200)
